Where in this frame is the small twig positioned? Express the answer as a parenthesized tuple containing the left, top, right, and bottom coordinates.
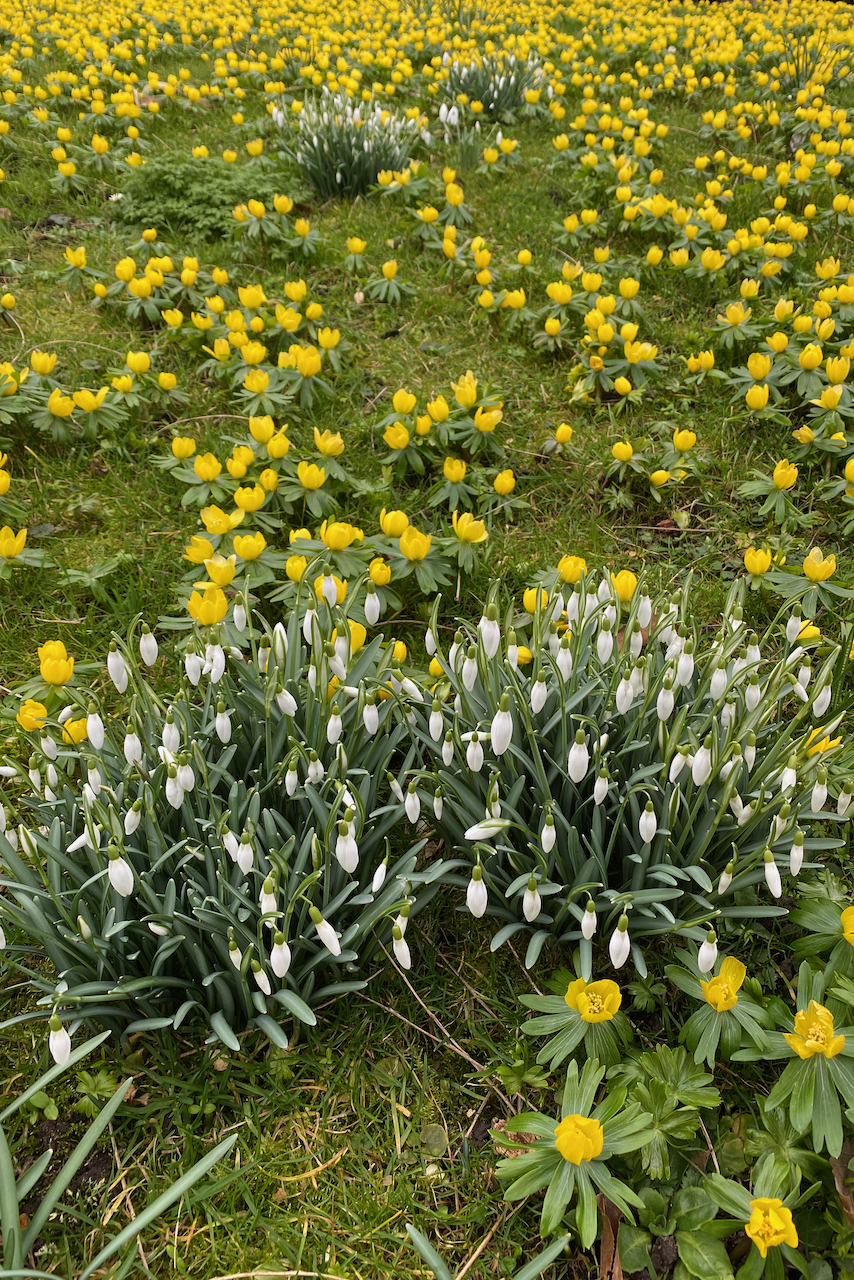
(376, 939, 486, 1071)
(698, 1115, 721, 1175)
(456, 1204, 524, 1280)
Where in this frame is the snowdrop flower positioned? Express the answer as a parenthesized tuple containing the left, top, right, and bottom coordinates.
(466, 866, 488, 917)
(745, 733, 756, 772)
(531, 673, 547, 714)
(185, 651, 202, 685)
(638, 801, 657, 844)
(307, 753, 325, 785)
(363, 697, 379, 736)
(177, 759, 195, 792)
(392, 924, 412, 969)
(522, 877, 541, 922)
(429, 699, 444, 741)
(449, 630, 463, 669)
(388, 772, 404, 802)
(479, 604, 500, 658)
(285, 763, 299, 796)
(745, 674, 761, 711)
(669, 746, 690, 783)
(320, 574, 338, 608)
(425, 627, 437, 655)
(629, 622, 643, 661)
(597, 617, 613, 664)
(567, 728, 589, 783)
(637, 590, 652, 629)
(365, 586, 380, 626)
(121, 729, 141, 766)
(124, 801, 142, 835)
(721, 697, 736, 731)
(205, 644, 226, 684)
(786, 608, 803, 644)
(335, 821, 359, 872)
(85, 708, 105, 751)
(719, 744, 742, 782)
(302, 607, 317, 644)
(372, 860, 388, 892)
(270, 932, 291, 978)
(593, 769, 609, 805)
(215, 703, 231, 744)
(780, 757, 798, 793)
(310, 907, 341, 956)
(813, 681, 832, 718)
(87, 765, 102, 796)
(107, 645, 128, 693)
(616, 671, 634, 714)
(630, 660, 645, 696)
(442, 732, 454, 766)
(48, 1014, 71, 1067)
(541, 812, 556, 852)
(763, 849, 782, 898)
(609, 914, 631, 969)
(233, 601, 247, 633)
(697, 930, 718, 974)
(139, 625, 158, 666)
(566, 588, 580, 624)
(692, 736, 712, 786)
(790, 829, 805, 876)
(466, 733, 484, 772)
(709, 661, 727, 702)
(327, 705, 343, 745)
(39, 734, 57, 761)
(259, 876, 278, 924)
(798, 658, 812, 690)
(433, 789, 443, 820)
(656, 677, 675, 722)
(676, 640, 695, 687)
(773, 803, 791, 841)
(228, 939, 242, 970)
(838, 782, 853, 816)
(405, 782, 421, 823)
(506, 631, 518, 669)
(581, 901, 597, 939)
(491, 693, 513, 755)
(107, 846, 134, 897)
(276, 687, 297, 717)
(556, 637, 573, 682)
(810, 768, 828, 812)
(462, 645, 478, 691)
(252, 961, 271, 995)
(746, 632, 761, 667)
(237, 832, 254, 873)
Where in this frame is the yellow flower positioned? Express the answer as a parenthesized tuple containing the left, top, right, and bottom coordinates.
(612, 441, 633, 462)
(249, 415, 275, 444)
(452, 511, 488, 543)
(126, 350, 150, 374)
(204, 553, 237, 587)
(200, 506, 244, 535)
(399, 527, 431, 561)
(187, 585, 228, 626)
(523, 587, 548, 613)
(369, 557, 391, 586)
(842, 905, 854, 948)
(381, 260, 397, 280)
(784, 1000, 845, 1060)
(558, 555, 587, 583)
(564, 977, 621, 1023)
(0, 526, 26, 558)
(700, 956, 746, 1012)
(744, 547, 771, 576)
(65, 245, 86, 269)
(193, 452, 221, 482)
(554, 1114, 604, 1165)
(347, 237, 366, 254)
(393, 388, 416, 415)
(451, 370, 478, 408)
(611, 570, 637, 602)
(745, 1199, 798, 1260)
(614, 376, 632, 396)
(297, 462, 325, 490)
(474, 405, 503, 433)
(159, 372, 177, 391)
(243, 368, 269, 394)
(184, 535, 214, 564)
(16, 698, 47, 731)
(494, 469, 516, 495)
(555, 423, 573, 444)
(427, 395, 449, 423)
(650, 469, 670, 487)
(803, 549, 836, 582)
(234, 484, 266, 512)
(380, 508, 409, 537)
(313, 572, 346, 604)
(321, 520, 363, 551)
(444, 457, 467, 483)
(62, 717, 88, 746)
(773, 459, 798, 490)
(30, 351, 57, 375)
(745, 383, 769, 411)
(72, 387, 108, 413)
(827, 356, 850, 385)
(673, 428, 696, 452)
(286, 555, 307, 582)
(383, 422, 410, 450)
(805, 727, 842, 756)
(799, 343, 823, 371)
(38, 640, 74, 685)
(233, 532, 266, 561)
(313, 427, 344, 457)
(267, 428, 290, 459)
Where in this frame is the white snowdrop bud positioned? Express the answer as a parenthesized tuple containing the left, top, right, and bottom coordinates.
(763, 849, 782, 898)
(285, 764, 299, 796)
(395, 904, 410, 936)
(77, 915, 91, 942)
(363, 697, 379, 735)
(697, 930, 718, 974)
(597, 578, 612, 603)
(639, 800, 657, 844)
(449, 631, 463, 669)
(320, 573, 338, 608)
(657, 677, 675, 722)
(522, 877, 541, 922)
(780, 756, 798, 794)
(557, 636, 573, 682)
(462, 645, 478, 691)
(630, 659, 645, 695)
(506, 629, 518, 670)
(745, 733, 756, 772)
(813, 682, 832, 718)
(548, 625, 560, 660)
(838, 782, 853, 816)
(233, 601, 247, 633)
(637, 591, 652, 629)
(774, 802, 791, 841)
(177, 760, 195, 792)
(48, 1014, 71, 1067)
(335, 821, 359, 872)
(479, 604, 500, 659)
(302, 608, 317, 644)
(252, 961, 271, 995)
(466, 734, 484, 772)
(566, 589, 580, 624)
(107, 846, 133, 897)
(327, 705, 343, 745)
(185, 651, 202, 685)
(542, 812, 556, 852)
(581, 901, 597, 939)
(139, 625, 158, 666)
(616, 671, 634, 714)
(442, 732, 454, 766)
(809, 769, 827, 812)
(237, 832, 254, 873)
(786, 608, 803, 644)
(405, 781, 421, 824)
(426, 627, 437, 655)
(276, 688, 297, 717)
(491, 693, 513, 755)
(692, 736, 712, 786)
(392, 924, 412, 969)
(709, 662, 727, 701)
(86, 708, 105, 750)
(372, 860, 388, 892)
(745, 674, 761, 712)
(746, 632, 761, 667)
(798, 658, 812, 690)
(307, 753, 325, 785)
(676, 639, 695, 687)
(466, 866, 488, 918)
(39, 735, 57, 761)
(531, 673, 547, 714)
(260, 876, 278, 924)
(594, 769, 609, 806)
(429, 698, 444, 742)
(669, 746, 690, 783)
(215, 703, 231, 744)
(790, 829, 805, 876)
(433, 790, 443, 820)
(124, 800, 142, 835)
(388, 772, 404, 802)
(630, 622, 643, 661)
(310, 907, 341, 955)
(228, 940, 242, 971)
(567, 728, 589, 783)
(597, 616, 614, 665)
(365, 585, 380, 626)
(271, 932, 291, 978)
(107, 645, 128, 693)
(609, 914, 631, 969)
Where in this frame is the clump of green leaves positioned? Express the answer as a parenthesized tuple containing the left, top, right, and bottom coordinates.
(117, 157, 285, 239)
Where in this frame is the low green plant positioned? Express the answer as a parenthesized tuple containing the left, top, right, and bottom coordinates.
(117, 157, 284, 239)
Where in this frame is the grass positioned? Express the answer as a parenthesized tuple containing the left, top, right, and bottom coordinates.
(2, 36, 854, 1280)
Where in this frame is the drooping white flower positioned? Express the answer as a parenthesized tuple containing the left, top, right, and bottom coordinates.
(425, 627, 437, 655)
(363, 701, 379, 735)
(609, 915, 631, 969)
(466, 868, 488, 918)
(371, 860, 388, 892)
(709, 663, 727, 702)
(335, 822, 359, 872)
(763, 850, 782, 898)
(215, 706, 231, 744)
(276, 688, 298, 717)
(237, 833, 254, 873)
(745, 675, 761, 712)
(669, 748, 690, 783)
(531, 674, 547, 714)
(310, 908, 342, 956)
(616, 673, 634, 714)
(392, 924, 412, 969)
(405, 783, 421, 824)
(86, 710, 105, 750)
(462, 646, 478, 691)
(479, 605, 500, 659)
(692, 737, 712, 787)
(596, 618, 614, 665)
(327, 707, 343, 745)
(813, 683, 832, 718)
(124, 802, 142, 835)
(139, 627, 158, 666)
(790, 829, 805, 876)
(581, 902, 597, 939)
(567, 729, 588, 783)
(656, 679, 675, 722)
(637, 592, 652, 629)
(228, 941, 242, 970)
(676, 641, 694, 687)
(442, 734, 454, 766)
(434, 790, 443, 820)
(466, 734, 484, 772)
(638, 801, 657, 844)
(108, 849, 133, 897)
(786, 610, 803, 644)
(780, 757, 798, 793)
(745, 733, 756, 772)
(522, 877, 541, 922)
(593, 770, 609, 806)
(253, 963, 271, 995)
(697, 931, 718, 974)
(491, 694, 513, 755)
(233, 602, 247, 633)
(541, 813, 556, 852)
(48, 1015, 71, 1067)
(365, 588, 380, 626)
(185, 652, 202, 686)
(838, 784, 853, 817)
(285, 765, 299, 796)
(107, 646, 128, 693)
(271, 933, 292, 977)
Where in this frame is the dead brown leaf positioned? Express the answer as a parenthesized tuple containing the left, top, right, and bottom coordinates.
(598, 1194, 623, 1280)
(831, 1140, 854, 1230)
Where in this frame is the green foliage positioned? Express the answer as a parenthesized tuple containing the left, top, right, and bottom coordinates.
(118, 157, 285, 239)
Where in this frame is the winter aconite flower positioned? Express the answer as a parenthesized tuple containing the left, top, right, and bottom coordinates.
(744, 547, 771, 576)
(700, 957, 745, 1012)
(803, 549, 836, 582)
(745, 1199, 798, 1259)
(564, 977, 621, 1023)
(38, 640, 73, 685)
(783, 1001, 844, 1059)
(554, 1114, 604, 1164)
(399, 527, 431, 561)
